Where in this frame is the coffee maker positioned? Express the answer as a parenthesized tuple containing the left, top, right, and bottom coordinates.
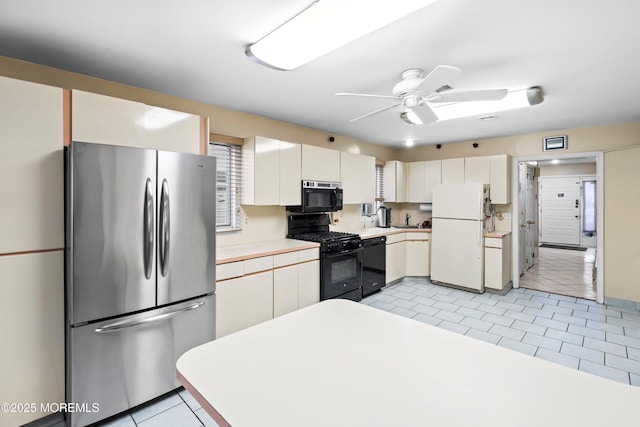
(377, 206, 392, 228)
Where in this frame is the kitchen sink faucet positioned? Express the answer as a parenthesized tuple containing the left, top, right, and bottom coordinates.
(405, 213, 411, 226)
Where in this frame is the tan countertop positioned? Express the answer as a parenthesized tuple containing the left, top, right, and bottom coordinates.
(484, 230, 512, 238)
(357, 227, 431, 239)
(216, 239, 319, 265)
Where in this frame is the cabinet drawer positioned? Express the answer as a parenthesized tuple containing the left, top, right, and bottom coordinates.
(386, 233, 405, 244)
(297, 248, 319, 262)
(244, 256, 273, 274)
(485, 237, 503, 248)
(217, 261, 245, 281)
(405, 232, 429, 241)
(273, 251, 299, 268)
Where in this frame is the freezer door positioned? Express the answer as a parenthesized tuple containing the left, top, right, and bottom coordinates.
(430, 218, 484, 291)
(67, 294, 216, 427)
(432, 183, 485, 220)
(68, 142, 156, 324)
(157, 151, 216, 305)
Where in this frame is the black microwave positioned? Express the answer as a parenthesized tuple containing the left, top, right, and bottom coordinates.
(287, 180, 343, 213)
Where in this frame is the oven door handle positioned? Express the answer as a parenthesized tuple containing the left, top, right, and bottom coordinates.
(324, 247, 364, 258)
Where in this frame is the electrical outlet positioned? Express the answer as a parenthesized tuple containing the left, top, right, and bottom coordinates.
(502, 212, 511, 219)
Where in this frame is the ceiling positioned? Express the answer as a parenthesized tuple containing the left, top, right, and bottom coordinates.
(1, 0, 639, 148)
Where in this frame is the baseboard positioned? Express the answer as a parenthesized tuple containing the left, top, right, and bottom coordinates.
(604, 296, 640, 312)
(22, 412, 64, 427)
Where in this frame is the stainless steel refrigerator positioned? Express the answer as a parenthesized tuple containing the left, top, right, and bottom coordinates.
(65, 141, 216, 427)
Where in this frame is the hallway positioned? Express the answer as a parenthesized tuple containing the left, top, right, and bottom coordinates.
(519, 247, 597, 300)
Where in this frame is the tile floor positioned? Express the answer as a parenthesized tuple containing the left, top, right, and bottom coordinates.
(362, 278, 640, 386)
(520, 247, 597, 300)
(52, 276, 639, 427)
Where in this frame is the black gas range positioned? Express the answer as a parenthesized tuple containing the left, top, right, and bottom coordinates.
(287, 214, 363, 301)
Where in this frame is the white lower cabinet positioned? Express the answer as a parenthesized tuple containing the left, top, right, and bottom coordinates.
(274, 265, 300, 317)
(298, 260, 320, 309)
(386, 241, 406, 284)
(0, 251, 64, 427)
(405, 240, 430, 276)
(216, 271, 274, 338)
(484, 235, 512, 291)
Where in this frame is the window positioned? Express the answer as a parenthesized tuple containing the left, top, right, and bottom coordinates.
(375, 163, 384, 211)
(208, 141, 242, 231)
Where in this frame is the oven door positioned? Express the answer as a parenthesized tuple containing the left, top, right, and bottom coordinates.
(302, 188, 342, 213)
(321, 247, 363, 301)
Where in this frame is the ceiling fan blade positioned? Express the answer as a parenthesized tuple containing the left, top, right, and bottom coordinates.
(413, 104, 438, 124)
(416, 65, 462, 95)
(350, 102, 403, 122)
(336, 92, 400, 100)
(427, 89, 508, 103)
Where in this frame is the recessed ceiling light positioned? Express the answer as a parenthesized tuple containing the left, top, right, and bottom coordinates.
(405, 139, 415, 147)
(246, 0, 438, 70)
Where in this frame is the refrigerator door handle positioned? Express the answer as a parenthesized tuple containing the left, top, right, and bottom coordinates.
(94, 301, 205, 334)
(159, 179, 170, 277)
(143, 178, 155, 280)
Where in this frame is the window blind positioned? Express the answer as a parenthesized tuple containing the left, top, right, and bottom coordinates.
(208, 142, 242, 230)
(375, 164, 384, 201)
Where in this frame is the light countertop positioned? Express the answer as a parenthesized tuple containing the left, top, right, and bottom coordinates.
(357, 227, 431, 239)
(484, 230, 512, 238)
(177, 300, 640, 427)
(216, 239, 319, 265)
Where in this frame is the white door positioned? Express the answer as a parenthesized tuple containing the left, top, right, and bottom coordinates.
(518, 163, 526, 275)
(539, 176, 581, 245)
(524, 164, 538, 270)
(431, 218, 484, 291)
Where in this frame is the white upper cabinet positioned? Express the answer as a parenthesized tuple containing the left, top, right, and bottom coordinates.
(424, 160, 442, 203)
(407, 161, 425, 203)
(0, 76, 63, 253)
(301, 145, 340, 182)
(242, 137, 301, 206)
(490, 154, 512, 204)
(441, 158, 465, 184)
(72, 90, 200, 154)
(383, 160, 407, 203)
(340, 151, 375, 204)
(465, 156, 491, 184)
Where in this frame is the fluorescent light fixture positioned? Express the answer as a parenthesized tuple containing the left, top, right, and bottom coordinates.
(431, 87, 544, 121)
(400, 109, 423, 125)
(405, 139, 415, 147)
(551, 159, 560, 165)
(246, 0, 438, 70)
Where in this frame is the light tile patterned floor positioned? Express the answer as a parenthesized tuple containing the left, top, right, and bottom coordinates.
(362, 278, 640, 386)
(520, 247, 597, 300)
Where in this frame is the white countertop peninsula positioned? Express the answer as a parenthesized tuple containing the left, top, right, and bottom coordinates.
(177, 300, 640, 427)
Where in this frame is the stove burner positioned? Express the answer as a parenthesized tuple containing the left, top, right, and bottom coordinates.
(288, 231, 360, 243)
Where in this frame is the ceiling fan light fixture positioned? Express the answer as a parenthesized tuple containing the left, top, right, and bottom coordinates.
(431, 86, 544, 121)
(401, 110, 423, 125)
(246, 0, 438, 70)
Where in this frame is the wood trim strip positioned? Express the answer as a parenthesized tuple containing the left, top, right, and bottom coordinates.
(210, 133, 243, 146)
(0, 248, 64, 257)
(200, 117, 209, 155)
(63, 89, 72, 146)
(177, 371, 232, 427)
(216, 243, 320, 265)
(376, 159, 385, 166)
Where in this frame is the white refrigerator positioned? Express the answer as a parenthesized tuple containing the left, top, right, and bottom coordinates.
(431, 183, 490, 292)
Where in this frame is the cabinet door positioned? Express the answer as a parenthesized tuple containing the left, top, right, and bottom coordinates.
(490, 154, 512, 204)
(280, 141, 301, 205)
(383, 160, 407, 203)
(72, 90, 146, 147)
(0, 252, 64, 427)
(144, 106, 200, 154)
(340, 152, 375, 204)
(254, 137, 280, 205)
(407, 161, 426, 202)
(484, 247, 502, 290)
(298, 260, 320, 308)
(405, 241, 430, 276)
(301, 145, 340, 181)
(465, 156, 490, 184)
(441, 158, 465, 184)
(216, 271, 273, 338)
(386, 241, 406, 283)
(0, 77, 63, 253)
(424, 160, 442, 203)
(274, 265, 299, 317)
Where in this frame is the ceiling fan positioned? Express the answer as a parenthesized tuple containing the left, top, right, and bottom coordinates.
(336, 65, 508, 125)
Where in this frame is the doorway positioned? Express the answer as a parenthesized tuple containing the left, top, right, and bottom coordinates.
(511, 152, 604, 304)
